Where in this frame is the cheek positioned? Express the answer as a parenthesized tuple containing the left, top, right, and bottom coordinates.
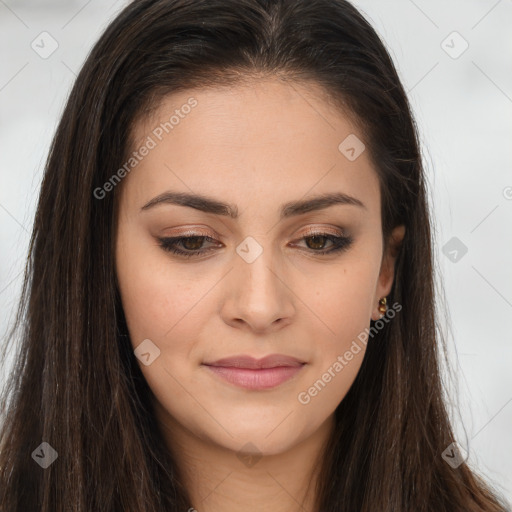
(312, 274, 370, 330)
(115, 228, 213, 350)
(294, 252, 380, 407)
(294, 306, 370, 423)
(296, 346, 365, 417)
(116, 239, 214, 424)
(302, 255, 380, 341)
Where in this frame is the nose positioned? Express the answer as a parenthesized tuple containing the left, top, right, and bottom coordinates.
(220, 242, 296, 334)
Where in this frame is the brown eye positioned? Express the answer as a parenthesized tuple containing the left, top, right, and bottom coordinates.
(158, 235, 220, 258)
(295, 231, 354, 255)
(158, 231, 353, 259)
(305, 234, 330, 250)
(181, 236, 206, 251)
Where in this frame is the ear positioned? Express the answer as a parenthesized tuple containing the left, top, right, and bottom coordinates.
(371, 224, 405, 321)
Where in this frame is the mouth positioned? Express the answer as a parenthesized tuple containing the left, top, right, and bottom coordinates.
(201, 354, 306, 390)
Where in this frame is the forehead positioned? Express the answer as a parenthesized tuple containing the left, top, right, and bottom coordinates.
(133, 78, 358, 149)
(124, 78, 380, 217)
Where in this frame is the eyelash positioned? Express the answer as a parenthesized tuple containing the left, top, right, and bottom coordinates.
(157, 230, 353, 258)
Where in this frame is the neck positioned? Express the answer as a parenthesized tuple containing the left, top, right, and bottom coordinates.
(155, 405, 335, 512)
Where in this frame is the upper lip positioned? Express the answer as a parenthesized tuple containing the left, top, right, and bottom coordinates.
(203, 354, 305, 369)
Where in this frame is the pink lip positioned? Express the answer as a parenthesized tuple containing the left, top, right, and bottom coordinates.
(202, 354, 306, 390)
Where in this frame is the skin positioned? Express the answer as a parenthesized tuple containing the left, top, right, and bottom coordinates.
(115, 77, 405, 512)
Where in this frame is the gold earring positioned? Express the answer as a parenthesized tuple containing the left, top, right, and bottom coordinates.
(378, 297, 387, 316)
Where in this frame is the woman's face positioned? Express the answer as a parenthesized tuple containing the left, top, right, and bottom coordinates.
(115, 78, 403, 456)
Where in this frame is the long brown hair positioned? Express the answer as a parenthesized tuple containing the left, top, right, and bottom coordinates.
(0, 0, 509, 510)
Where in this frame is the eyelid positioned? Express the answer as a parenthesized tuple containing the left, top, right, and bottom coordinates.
(157, 226, 353, 261)
(299, 225, 346, 238)
(164, 226, 217, 237)
(162, 225, 347, 242)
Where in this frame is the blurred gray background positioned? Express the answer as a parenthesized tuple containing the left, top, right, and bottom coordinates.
(1, 0, 511, 503)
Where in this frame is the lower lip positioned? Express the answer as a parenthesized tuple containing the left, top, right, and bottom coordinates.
(203, 364, 304, 390)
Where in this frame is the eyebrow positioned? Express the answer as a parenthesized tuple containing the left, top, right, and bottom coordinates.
(140, 190, 365, 219)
